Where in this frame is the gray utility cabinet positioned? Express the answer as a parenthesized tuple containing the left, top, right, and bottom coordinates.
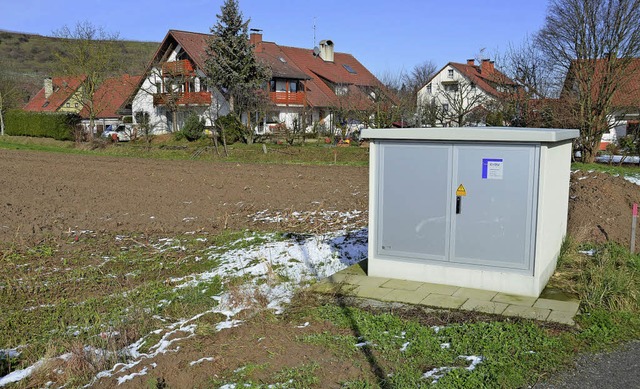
(361, 128, 579, 297)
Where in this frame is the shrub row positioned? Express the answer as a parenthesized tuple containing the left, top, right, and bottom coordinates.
(5, 110, 80, 141)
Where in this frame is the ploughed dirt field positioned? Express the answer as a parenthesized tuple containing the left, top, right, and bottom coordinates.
(0, 149, 369, 243)
(1, 149, 639, 388)
(1, 149, 637, 246)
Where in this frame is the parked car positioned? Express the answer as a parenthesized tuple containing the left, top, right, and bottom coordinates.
(102, 125, 131, 142)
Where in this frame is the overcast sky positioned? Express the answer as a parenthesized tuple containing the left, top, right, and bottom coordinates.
(0, 0, 550, 77)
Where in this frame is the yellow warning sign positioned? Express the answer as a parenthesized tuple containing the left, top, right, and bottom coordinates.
(456, 184, 467, 196)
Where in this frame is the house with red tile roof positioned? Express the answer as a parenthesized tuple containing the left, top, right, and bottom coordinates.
(131, 29, 392, 135)
(78, 74, 142, 133)
(417, 59, 519, 126)
(24, 76, 86, 113)
(24, 74, 142, 134)
(562, 58, 640, 148)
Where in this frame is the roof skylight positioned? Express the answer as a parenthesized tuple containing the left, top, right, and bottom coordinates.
(343, 64, 357, 74)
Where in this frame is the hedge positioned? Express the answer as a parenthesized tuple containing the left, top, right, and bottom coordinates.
(5, 110, 80, 141)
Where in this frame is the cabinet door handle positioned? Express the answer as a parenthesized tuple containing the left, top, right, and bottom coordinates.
(456, 196, 462, 214)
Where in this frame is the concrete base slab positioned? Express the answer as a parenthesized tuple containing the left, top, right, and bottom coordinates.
(461, 299, 508, 315)
(421, 294, 468, 309)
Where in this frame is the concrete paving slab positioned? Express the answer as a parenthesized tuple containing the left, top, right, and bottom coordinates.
(493, 293, 537, 307)
(416, 283, 460, 296)
(547, 310, 576, 326)
(453, 288, 498, 301)
(309, 281, 356, 295)
(326, 273, 356, 284)
(339, 264, 368, 276)
(421, 294, 468, 309)
(534, 298, 580, 315)
(381, 288, 431, 305)
(381, 279, 423, 291)
(461, 299, 508, 315)
(502, 305, 551, 321)
(352, 275, 388, 288)
(353, 285, 392, 300)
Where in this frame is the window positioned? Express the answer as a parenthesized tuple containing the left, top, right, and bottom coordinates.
(470, 83, 476, 90)
(447, 69, 454, 78)
(426, 84, 432, 93)
(442, 103, 449, 112)
(74, 103, 78, 108)
(42, 102, 49, 108)
(444, 83, 458, 92)
(156, 82, 161, 94)
(66, 102, 70, 107)
(289, 81, 298, 93)
(343, 64, 357, 74)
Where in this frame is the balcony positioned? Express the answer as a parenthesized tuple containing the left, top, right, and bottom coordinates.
(270, 91, 305, 106)
(153, 91, 212, 106)
(161, 60, 196, 77)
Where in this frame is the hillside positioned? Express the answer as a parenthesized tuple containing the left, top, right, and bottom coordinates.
(0, 30, 158, 103)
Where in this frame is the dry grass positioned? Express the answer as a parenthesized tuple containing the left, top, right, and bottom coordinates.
(550, 236, 639, 312)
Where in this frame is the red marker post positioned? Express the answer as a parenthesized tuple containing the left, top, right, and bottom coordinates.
(632, 203, 638, 253)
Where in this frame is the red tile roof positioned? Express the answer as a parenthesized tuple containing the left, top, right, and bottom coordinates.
(562, 58, 640, 109)
(23, 76, 85, 112)
(433, 61, 517, 98)
(279, 45, 388, 108)
(79, 74, 142, 119)
(613, 59, 640, 107)
(149, 30, 389, 109)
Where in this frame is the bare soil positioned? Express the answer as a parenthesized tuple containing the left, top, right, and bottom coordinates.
(2, 149, 637, 247)
(1, 149, 639, 387)
(0, 149, 368, 244)
(568, 170, 640, 247)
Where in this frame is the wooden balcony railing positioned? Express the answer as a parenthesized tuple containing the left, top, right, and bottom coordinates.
(161, 60, 196, 76)
(153, 91, 212, 106)
(269, 91, 305, 105)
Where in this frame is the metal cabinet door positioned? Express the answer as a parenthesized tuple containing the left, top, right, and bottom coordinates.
(450, 144, 538, 271)
(377, 142, 452, 261)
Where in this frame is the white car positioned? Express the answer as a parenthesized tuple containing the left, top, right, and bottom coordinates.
(102, 125, 131, 142)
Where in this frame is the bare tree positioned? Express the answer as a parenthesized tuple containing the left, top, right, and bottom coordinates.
(53, 21, 121, 140)
(403, 61, 438, 94)
(0, 71, 23, 136)
(536, 0, 640, 162)
(435, 78, 489, 126)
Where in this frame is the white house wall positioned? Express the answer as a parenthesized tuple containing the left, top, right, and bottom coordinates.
(131, 62, 230, 134)
(417, 65, 493, 126)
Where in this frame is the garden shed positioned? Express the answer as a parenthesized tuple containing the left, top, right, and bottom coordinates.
(361, 127, 579, 297)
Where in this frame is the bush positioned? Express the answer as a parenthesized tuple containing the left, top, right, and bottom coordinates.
(5, 110, 79, 140)
(182, 113, 205, 142)
(214, 114, 243, 144)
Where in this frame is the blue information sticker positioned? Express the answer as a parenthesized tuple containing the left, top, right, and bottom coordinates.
(482, 158, 504, 180)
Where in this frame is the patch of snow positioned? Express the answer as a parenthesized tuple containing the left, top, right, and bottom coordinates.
(0, 349, 20, 359)
(400, 342, 410, 352)
(595, 155, 640, 164)
(189, 357, 215, 366)
(116, 366, 149, 385)
(440, 343, 451, 349)
(624, 176, 640, 186)
(579, 249, 596, 256)
(422, 355, 484, 384)
(0, 360, 44, 387)
(296, 322, 310, 328)
(216, 320, 243, 331)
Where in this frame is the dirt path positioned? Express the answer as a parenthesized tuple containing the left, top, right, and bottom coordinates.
(0, 149, 368, 243)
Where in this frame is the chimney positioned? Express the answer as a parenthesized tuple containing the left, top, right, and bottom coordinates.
(481, 59, 494, 74)
(249, 32, 262, 46)
(467, 59, 475, 66)
(319, 39, 334, 62)
(44, 77, 53, 99)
